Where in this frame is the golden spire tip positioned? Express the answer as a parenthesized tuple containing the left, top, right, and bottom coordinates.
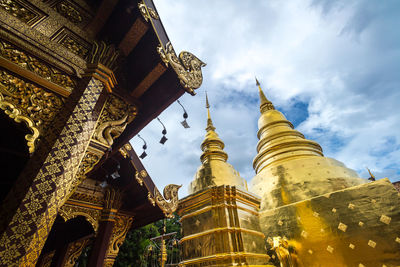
(206, 91, 210, 109)
(255, 77, 260, 87)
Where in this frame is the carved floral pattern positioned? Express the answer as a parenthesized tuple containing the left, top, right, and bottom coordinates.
(138, 1, 159, 22)
(55, 1, 82, 24)
(0, 0, 41, 25)
(0, 40, 76, 91)
(104, 215, 133, 266)
(59, 204, 101, 232)
(0, 69, 64, 152)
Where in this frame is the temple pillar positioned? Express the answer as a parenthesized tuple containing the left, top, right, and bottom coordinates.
(88, 188, 133, 267)
(0, 42, 119, 266)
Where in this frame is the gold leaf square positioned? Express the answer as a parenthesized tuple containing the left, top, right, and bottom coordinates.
(358, 221, 364, 227)
(348, 203, 355, 210)
(277, 220, 283, 226)
(371, 199, 376, 203)
(380, 215, 391, 225)
(359, 264, 365, 267)
(332, 208, 337, 213)
(368, 240, 376, 248)
(326, 245, 334, 253)
(313, 212, 319, 217)
(349, 243, 355, 249)
(301, 230, 308, 238)
(395, 237, 400, 244)
(338, 222, 347, 232)
(308, 249, 313, 254)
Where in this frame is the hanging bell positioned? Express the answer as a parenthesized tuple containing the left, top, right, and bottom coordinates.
(157, 117, 168, 144)
(177, 100, 190, 128)
(138, 134, 147, 159)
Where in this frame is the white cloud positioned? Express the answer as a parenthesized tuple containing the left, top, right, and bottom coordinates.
(133, 0, 400, 197)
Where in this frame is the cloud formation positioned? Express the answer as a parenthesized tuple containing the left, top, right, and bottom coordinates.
(130, 0, 400, 197)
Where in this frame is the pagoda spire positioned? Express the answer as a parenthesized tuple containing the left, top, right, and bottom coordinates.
(252, 78, 323, 174)
(188, 93, 248, 194)
(256, 77, 275, 113)
(205, 92, 215, 132)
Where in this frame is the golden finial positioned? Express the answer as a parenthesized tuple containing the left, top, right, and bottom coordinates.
(255, 77, 274, 113)
(367, 168, 376, 181)
(205, 92, 215, 131)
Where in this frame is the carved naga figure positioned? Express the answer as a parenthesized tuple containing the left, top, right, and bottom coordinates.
(158, 42, 206, 95)
(154, 184, 182, 218)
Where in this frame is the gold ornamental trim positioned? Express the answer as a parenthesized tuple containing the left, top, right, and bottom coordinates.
(179, 203, 259, 222)
(179, 252, 270, 265)
(179, 227, 265, 243)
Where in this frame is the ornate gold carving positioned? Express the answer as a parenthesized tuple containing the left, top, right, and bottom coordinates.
(104, 214, 133, 266)
(157, 42, 206, 95)
(93, 95, 137, 146)
(0, 69, 64, 152)
(148, 192, 155, 206)
(119, 142, 132, 158)
(87, 41, 120, 71)
(138, 1, 159, 22)
(59, 204, 101, 232)
(0, 40, 76, 91)
(39, 250, 55, 267)
(55, 1, 83, 24)
(104, 187, 122, 210)
(0, 77, 104, 265)
(64, 238, 91, 267)
(0, 0, 46, 26)
(154, 184, 181, 218)
(135, 172, 144, 186)
(52, 28, 90, 59)
(70, 151, 101, 191)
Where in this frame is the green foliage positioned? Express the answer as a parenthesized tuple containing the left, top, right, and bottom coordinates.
(114, 214, 181, 267)
(114, 223, 160, 267)
(74, 214, 181, 266)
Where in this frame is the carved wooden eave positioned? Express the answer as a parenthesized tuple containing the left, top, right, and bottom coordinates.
(95, 0, 206, 155)
(86, 142, 180, 227)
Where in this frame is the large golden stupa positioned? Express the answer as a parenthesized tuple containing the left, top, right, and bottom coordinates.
(178, 80, 400, 267)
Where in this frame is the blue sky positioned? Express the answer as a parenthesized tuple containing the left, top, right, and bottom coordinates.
(131, 0, 400, 197)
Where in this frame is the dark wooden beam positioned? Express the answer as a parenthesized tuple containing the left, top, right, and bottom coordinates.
(86, 0, 119, 37)
(131, 62, 167, 98)
(118, 18, 149, 56)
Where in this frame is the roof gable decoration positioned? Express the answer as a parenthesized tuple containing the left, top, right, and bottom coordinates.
(157, 42, 206, 95)
(137, 0, 206, 95)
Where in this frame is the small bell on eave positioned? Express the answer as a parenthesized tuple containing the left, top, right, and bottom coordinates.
(177, 100, 190, 128)
(137, 134, 148, 159)
(157, 117, 168, 144)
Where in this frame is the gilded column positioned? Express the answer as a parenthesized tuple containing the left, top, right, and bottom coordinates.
(0, 42, 119, 266)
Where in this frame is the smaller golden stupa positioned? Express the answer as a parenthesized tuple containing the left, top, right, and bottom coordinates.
(179, 93, 273, 267)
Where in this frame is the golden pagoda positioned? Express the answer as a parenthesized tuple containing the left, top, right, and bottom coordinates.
(251, 79, 400, 266)
(178, 94, 273, 267)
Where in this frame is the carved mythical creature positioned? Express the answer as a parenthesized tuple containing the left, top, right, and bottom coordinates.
(157, 42, 206, 95)
(154, 184, 182, 218)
